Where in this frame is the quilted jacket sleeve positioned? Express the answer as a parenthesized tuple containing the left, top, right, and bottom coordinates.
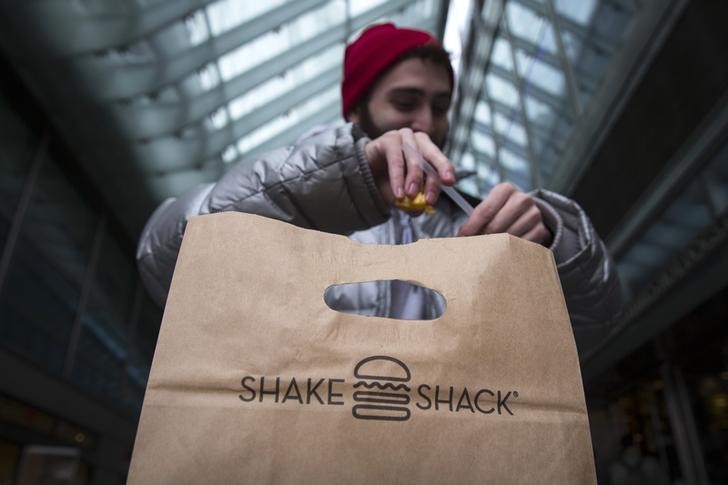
(136, 124, 389, 306)
(532, 189, 623, 353)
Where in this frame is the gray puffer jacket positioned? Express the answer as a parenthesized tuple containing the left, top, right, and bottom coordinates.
(137, 123, 622, 355)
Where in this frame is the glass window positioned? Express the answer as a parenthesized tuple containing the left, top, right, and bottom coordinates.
(184, 9, 210, 46)
(71, 321, 127, 405)
(470, 131, 495, 157)
(500, 148, 531, 190)
(493, 112, 528, 146)
(197, 63, 221, 91)
(0, 83, 39, 251)
(554, 0, 598, 26)
(82, 227, 137, 364)
(506, 1, 557, 55)
(235, 85, 338, 155)
(206, 0, 289, 37)
(460, 151, 476, 171)
(486, 74, 519, 108)
(0, 143, 100, 375)
(476, 161, 500, 188)
(500, 147, 530, 173)
(515, 49, 566, 98)
(350, 0, 388, 17)
(218, 2, 345, 82)
(524, 94, 555, 126)
(457, 176, 479, 197)
(228, 44, 342, 121)
(473, 101, 491, 125)
(491, 38, 514, 72)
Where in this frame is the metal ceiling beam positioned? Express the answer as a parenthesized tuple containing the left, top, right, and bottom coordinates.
(480, 80, 505, 183)
(549, 0, 689, 194)
(181, 101, 341, 175)
(510, 0, 617, 56)
(112, 41, 342, 139)
(144, 163, 223, 200)
(101, 0, 416, 137)
(469, 146, 497, 167)
(544, 0, 582, 118)
(582, 210, 728, 383)
(607, 92, 728, 259)
(472, 120, 531, 161)
(191, 14, 440, 168)
(77, 0, 330, 100)
(505, 35, 562, 76)
(133, 67, 341, 173)
(0, 349, 136, 446)
(488, 64, 567, 121)
(487, 96, 568, 142)
(507, 34, 599, 93)
(501, 8, 541, 188)
(240, 100, 340, 158)
(448, 0, 504, 164)
(20, 0, 216, 56)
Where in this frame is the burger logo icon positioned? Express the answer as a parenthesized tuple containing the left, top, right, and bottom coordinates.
(352, 355, 412, 421)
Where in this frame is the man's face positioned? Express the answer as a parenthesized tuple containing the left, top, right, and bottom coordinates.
(349, 57, 452, 148)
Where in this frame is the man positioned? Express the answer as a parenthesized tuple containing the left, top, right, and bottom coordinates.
(137, 23, 621, 352)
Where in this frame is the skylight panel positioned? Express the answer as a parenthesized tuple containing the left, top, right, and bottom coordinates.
(234, 86, 338, 156)
(474, 101, 491, 125)
(206, 0, 288, 36)
(515, 50, 565, 97)
(554, 0, 598, 26)
(184, 9, 209, 46)
(494, 113, 528, 146)
(349, 0, 388, 17)
(197, 63, 220, 91)
(477, 160, 500, 186)
(227, 44, 343, 121)
(491, 38, 514, 71)
(506, 1, 557, 54)
(471, 131, 495, 157)
(486, 74, 519, 108)
(218, 1, 344, 82)
(500, 148, 530, 172)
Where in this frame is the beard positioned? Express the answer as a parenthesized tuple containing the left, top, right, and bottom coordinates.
(355, 103, 447, 150)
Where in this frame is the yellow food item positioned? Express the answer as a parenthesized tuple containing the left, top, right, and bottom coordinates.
(395, 192, 435, 214)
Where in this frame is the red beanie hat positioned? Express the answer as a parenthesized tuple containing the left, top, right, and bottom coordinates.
(341, 23, 453, 119)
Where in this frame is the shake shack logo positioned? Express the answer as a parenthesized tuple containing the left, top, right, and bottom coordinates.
(352, 356, 412, 421)
(238, 355, 518, 422)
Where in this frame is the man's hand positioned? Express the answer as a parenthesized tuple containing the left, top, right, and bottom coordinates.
(365, 128, 455, 206)
(457, 182, 552, 246)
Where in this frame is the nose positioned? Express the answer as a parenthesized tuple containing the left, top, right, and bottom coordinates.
(410, 106, 434, 138)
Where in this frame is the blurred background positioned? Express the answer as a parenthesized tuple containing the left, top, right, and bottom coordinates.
(0, 0, 726, 483)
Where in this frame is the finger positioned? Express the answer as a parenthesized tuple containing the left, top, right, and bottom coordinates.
(484, 191, 533, 234)
(457, 182, 516, 236)
(521, 223, 551, 245)
(377, 135, 406, 200)
(504, 204, 542, 237)
(400, 129, 423, 198)
(423, 170, 441, 205)
(414, 132, 455, 186)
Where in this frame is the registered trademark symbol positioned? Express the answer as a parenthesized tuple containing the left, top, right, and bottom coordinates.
(513, 391, 519, 398)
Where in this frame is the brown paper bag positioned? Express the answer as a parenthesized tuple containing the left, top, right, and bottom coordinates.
(127, 212, 596, 484)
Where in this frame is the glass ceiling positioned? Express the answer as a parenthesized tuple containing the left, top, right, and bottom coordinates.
(66, 0, 445, 197)
(25, 0, 674, 204)
(448, 0, 653, 195)
(612, 127, 728, 299)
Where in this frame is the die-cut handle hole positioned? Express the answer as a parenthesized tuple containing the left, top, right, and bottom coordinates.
(324, 280, 446, 320)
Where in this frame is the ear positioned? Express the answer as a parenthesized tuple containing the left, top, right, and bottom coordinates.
(347, 107, 360, 123)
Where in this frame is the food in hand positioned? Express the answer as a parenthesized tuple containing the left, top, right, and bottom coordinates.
(395, 192, 435, 214)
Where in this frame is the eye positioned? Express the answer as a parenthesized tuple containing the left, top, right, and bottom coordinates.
(392, 99, 417, 112)
(432, 99, 451, 116)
